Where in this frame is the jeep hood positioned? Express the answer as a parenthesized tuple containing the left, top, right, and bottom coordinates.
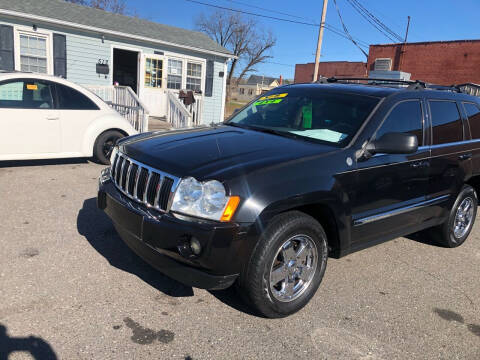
(119, 126, 337, 180)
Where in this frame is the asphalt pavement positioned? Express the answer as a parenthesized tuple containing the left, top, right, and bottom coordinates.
(0, 159, 479, 359)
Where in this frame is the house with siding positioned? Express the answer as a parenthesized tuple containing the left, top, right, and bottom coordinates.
(0, 0, 233, 126)
(231, 75, 280, 102)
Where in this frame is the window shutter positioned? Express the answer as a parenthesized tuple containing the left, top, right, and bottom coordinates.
(205, 59, 214, 97)
(53, 33, 67, 78)
(0, 25, 14, 71)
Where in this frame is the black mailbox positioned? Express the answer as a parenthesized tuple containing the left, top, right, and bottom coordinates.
(96, 62, 109, 75)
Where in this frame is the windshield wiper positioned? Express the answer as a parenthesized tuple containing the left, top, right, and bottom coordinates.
(226, 123, 299, 139)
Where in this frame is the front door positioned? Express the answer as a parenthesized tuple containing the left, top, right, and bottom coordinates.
(113, 48, 139, 94)
(351, 99, 430, 244)
(0, 79, 60, 157)
(140, 54, 166, 117)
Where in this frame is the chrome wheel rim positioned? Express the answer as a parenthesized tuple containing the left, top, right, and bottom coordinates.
(269, 234, 318, 302)
(453, 197, 474, 239)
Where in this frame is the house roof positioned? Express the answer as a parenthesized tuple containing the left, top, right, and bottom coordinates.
(246, 75, 278, 85)
(0, 0, 233, 57)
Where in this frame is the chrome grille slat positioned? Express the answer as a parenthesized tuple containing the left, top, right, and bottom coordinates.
(153, 176, 164, 208)
(118, 158, 126, 187)
(136, 167, 149, 201)
(127, 163, 138, 195)
(143, 171, 153, 205)
(111, 154, 119, 179)
(120, 160, 130, 191)
(110, 152, 180, 212)
(133, 166, 142, 199)
(115, 156, 124, 183)
(146, 172, 161, 206)
(125, 162, 133, 194)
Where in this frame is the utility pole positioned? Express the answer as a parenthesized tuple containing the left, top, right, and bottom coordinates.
(404, 16, 411, 43)
(313, 0, 329, 82)
(399, 16, 411, 71)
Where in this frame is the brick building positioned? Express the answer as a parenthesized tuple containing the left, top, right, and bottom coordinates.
(368, 40, 480, 85)
(294, 61, 367, 83)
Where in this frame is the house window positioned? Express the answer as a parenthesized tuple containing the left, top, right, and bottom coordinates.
(167, 59, 183, 89)
(186, 62, 202, 92)
(239, 88, 245, 95)
(248, 88, 253, 96)
(19, 33, 48, 73)
(145, 58, 163, 88)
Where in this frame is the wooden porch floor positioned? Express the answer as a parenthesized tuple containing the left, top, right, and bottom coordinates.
(148, 116, 172, 132)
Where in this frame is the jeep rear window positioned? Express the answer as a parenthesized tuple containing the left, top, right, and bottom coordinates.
(226, 90, 379, 146)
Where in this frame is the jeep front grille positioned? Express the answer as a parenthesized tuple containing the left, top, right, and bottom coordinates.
(110, 152, 179, 211)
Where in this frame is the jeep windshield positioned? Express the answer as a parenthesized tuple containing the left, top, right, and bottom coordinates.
(226, 89, 380, 147)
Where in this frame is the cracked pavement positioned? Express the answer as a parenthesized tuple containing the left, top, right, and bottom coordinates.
(0, 160, 479, 359)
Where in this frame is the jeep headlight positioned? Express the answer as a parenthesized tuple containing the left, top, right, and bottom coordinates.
(171, 177, 240, 222)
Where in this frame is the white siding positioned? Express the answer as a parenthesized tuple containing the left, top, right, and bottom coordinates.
(202, 60, 226, 124)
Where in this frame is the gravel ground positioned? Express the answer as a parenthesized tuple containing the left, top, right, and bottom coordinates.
(0, 159, 479, 360)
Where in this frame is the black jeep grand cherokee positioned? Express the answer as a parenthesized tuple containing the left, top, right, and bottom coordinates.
(98, 80, 480, 318)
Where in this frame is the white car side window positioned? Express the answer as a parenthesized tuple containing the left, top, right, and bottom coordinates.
(0, 82, 23, 101)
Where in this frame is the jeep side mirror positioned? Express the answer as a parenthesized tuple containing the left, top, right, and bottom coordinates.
(366, 132, 418, 156)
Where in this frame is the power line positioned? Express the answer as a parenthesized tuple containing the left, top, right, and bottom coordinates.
(351, 0, 403, 41)
(185, 0, 370, 48)
(346, 0, 403, 43)
(224, 0, 369, 48)
(332, 0, 368, 57)
(224, 0, 317, 23)
(346, 0, 397, 42)
(324, 24, 369, 48)
(264, 61, 296, 67)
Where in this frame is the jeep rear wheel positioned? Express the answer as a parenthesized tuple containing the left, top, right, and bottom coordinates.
(238, 211, 328, 318)
(433, 185, 477, 248)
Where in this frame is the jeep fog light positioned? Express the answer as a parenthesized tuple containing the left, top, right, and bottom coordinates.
(190, 237, 202, 255)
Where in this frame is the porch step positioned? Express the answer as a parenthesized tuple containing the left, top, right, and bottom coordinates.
(148, 116, 172, 132)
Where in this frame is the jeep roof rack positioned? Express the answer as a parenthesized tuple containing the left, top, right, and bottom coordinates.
(315, 77, 480, 96)
(317, 77, 422, 87)
(457, 83, 480, 97)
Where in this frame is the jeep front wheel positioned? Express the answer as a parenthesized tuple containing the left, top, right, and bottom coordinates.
(238, 211, 328, 318)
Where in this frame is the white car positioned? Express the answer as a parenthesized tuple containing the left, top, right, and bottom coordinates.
(0, 72, 137, 164)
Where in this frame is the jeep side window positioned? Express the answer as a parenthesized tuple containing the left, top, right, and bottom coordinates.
(375, 100, 423, 146)
(463, 102, 480, 140)
(429, 100, 463, 145)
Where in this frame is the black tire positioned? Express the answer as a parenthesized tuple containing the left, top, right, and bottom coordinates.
(431, 185, 477, 248)
(238, 211, 328, 318)
(93, 130, 125, 165)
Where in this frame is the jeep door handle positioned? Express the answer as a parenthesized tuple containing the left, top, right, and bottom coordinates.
(46, 116, 59, 121)
(458, 153, 472, 161)
(410, 160, 429, 168)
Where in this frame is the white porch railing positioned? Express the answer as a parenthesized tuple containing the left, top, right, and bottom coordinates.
(166, 90, 203, 128)
(84, 85, 150, 132)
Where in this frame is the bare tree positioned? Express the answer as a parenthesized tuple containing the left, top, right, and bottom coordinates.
(237, 31, 275, 81)
(64, 0, 127, 14)
(195, 10, 276, 87)
(195, 10, 239, 48)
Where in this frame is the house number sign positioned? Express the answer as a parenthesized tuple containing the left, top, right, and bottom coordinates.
(96, 59, 110, 75)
